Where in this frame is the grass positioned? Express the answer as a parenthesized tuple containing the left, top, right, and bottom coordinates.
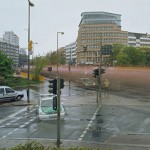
(6, 77, 41, 88)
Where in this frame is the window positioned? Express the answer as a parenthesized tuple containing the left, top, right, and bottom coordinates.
(5, 88, 14, 93)
(0, 88, 4, 94)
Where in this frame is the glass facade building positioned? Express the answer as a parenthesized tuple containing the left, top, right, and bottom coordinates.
(77, 11, 128, 65)
(80, 11, 121, 27)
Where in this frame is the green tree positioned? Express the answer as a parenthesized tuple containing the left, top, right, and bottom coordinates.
(32, 55, 48, 80)
(116, 52, 131, 66)
(122, 47, 145, 65)
(109, 43, 125, 63)
(45, 51, 65, 65)
(0, 51, 14, 84)
(140, 47, 150, 66)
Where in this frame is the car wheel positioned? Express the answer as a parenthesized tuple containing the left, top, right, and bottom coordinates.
(16, 95, 22, 101)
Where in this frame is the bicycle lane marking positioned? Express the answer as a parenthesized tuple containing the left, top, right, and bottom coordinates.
(78, 105, 101, 141)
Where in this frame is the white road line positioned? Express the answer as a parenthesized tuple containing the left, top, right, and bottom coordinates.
(0, 106, 36, 139)
(7, 132, 13, 135)
(0, 106, 33, 124)
(78, 104, 101, 141)
(24, 122, 30, 125)
(19, 125, 25, 128)
(2, 135, 6, 138)
(13, 128, 18, 132)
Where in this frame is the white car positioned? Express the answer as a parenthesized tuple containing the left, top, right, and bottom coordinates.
(37, 94, 65, 120)
(0, 86, 24, 102)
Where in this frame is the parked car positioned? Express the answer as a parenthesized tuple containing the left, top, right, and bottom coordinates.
(0, 86, 24, 102)
(36, 94, 65, 120)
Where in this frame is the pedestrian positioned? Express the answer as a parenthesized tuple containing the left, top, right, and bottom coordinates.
(103, 79, 110, 96)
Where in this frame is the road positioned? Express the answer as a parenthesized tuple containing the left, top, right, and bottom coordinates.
(0, 81, 150, 149)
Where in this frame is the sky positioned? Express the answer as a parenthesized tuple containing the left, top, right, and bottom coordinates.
(0, 0, 150, 56)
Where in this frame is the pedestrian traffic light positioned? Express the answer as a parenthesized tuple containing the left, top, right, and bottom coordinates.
(48, 79, 57, 94)
(83, 45, 87, 52)
(53, 96, 57, 110)
(28, 40, 33, 50)
(60, 78, 65, 89)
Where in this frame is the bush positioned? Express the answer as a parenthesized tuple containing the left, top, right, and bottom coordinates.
(9, 141, 48, 150)
(2, 141, 110, 150)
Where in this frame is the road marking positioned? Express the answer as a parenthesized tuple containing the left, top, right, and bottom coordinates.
(78, 105, 101, 141)
(0, 107, 36, 139)
(0, 106, 33, 124)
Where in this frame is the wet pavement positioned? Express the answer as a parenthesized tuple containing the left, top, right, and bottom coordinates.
(0, 79, 150, 149)
(1, 93, 150, 150)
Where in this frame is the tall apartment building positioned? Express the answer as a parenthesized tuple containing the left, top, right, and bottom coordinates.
(3, 31, 19, 46)
(128, 32, 150, 47)
(76, 11, 128, 65)
(0, 31, 19, 67)
(65, 41, 77, 65)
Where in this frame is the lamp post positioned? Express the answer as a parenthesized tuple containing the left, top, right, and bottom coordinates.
(56, 32, 64, 148)
(56, 32, 64, 74)
(27, 0, 34, 103)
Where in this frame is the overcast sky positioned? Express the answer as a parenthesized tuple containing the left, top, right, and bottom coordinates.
(0, 0, 150, 56)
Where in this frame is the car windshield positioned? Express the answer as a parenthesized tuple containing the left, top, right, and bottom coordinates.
(41, 99, 53, 107)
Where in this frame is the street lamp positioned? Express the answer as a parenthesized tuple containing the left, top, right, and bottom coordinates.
(57, 32, 64, 74)
(56, 31, 64, 148)
(27, 0, 34, 103)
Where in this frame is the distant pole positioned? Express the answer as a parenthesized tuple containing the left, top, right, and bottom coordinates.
(27, 0, 34, 103)
(97, 35, 102, 104)
(56, 32, 64, 148)
(69, 48, 71, 88)
(99, 35, 102, 104)
(57, 77, 61, 148)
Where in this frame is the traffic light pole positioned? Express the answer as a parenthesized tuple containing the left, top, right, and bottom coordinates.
(57, 77, 61, 147)
(98, 36, 102, 104)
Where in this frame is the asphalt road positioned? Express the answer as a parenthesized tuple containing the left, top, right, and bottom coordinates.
(0, 81, 150, 149)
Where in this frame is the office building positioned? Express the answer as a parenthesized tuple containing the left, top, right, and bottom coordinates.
(128, 32, 150, 47)
(76, 11, 128, 65)
(3, 31, 19, 46)
(65, 41, 77, 65)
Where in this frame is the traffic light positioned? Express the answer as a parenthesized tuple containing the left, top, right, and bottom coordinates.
(60, 78, 65, 89)
(92, 68, 99, 78)
(28, 40, 33, 50)
(101, 68, 105, 74)
(83, 45, 87, 52)
(53, 96, 57, 110)
(48, 79, 57, 94)
(92, 68, 105, 77)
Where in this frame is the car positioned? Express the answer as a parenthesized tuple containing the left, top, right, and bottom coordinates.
(36, 94, 65, 120)
(76, 77, 96, 89)
(0, 86, 24, 102)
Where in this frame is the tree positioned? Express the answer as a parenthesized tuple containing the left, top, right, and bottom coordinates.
(45, 51, 65, 65)
(122, 47, 145, 65)
(0, 51, 14, 80)
(32, 55, 48, 81)
(109, 43, 125, 63)
(116, 52, 131, 66)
